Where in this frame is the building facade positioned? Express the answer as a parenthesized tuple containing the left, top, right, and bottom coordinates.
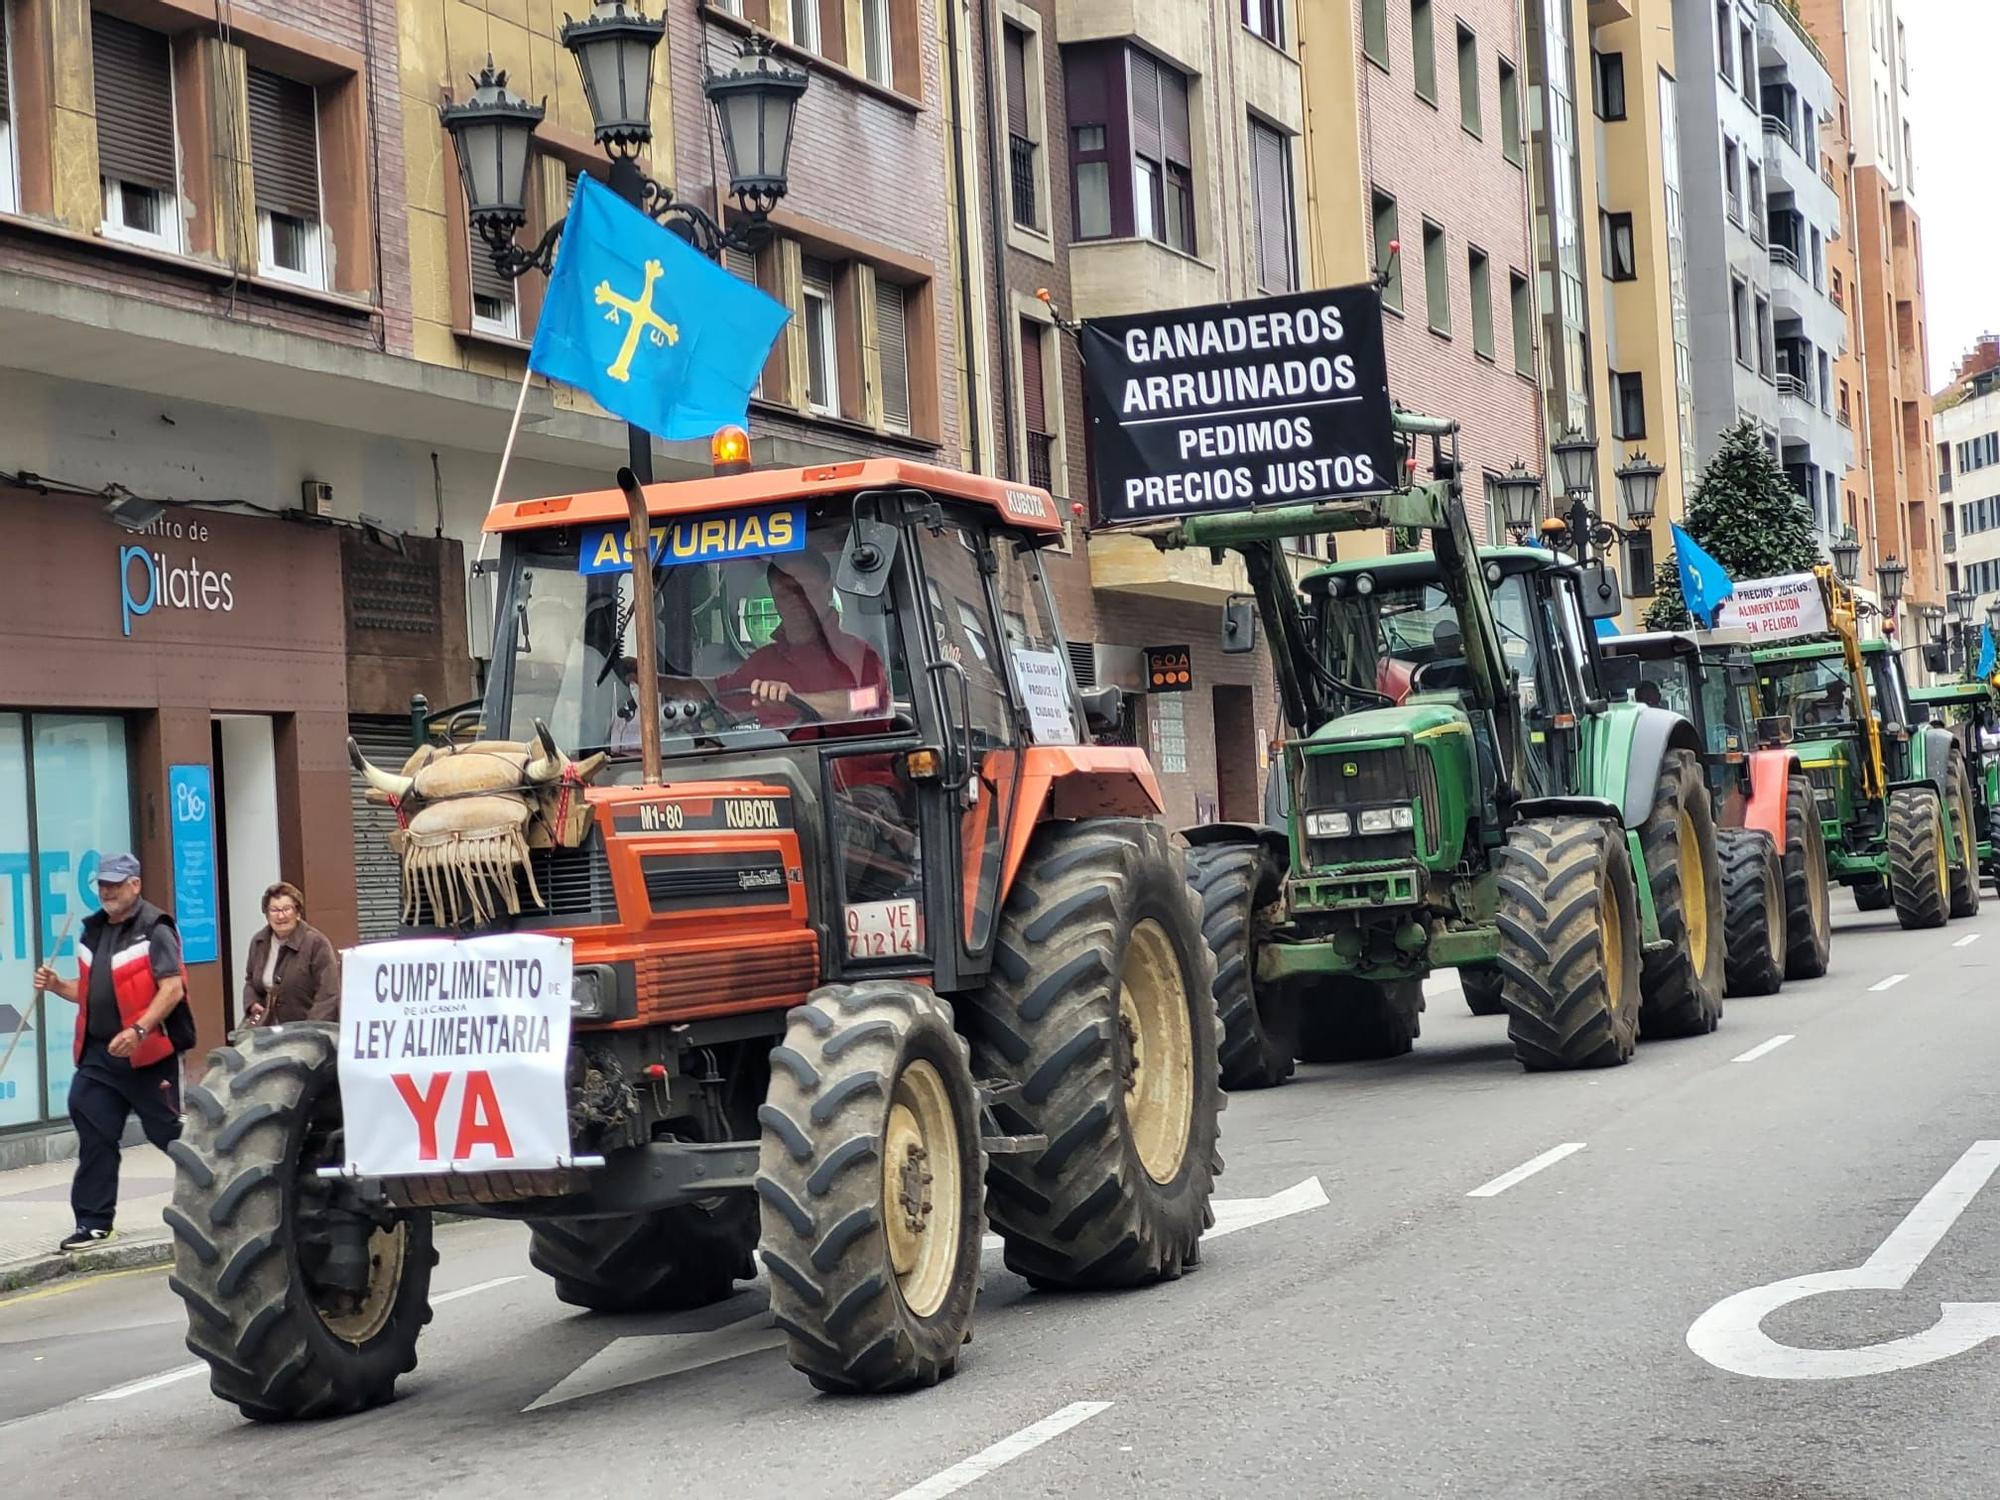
(1935, 339, 2000, 634)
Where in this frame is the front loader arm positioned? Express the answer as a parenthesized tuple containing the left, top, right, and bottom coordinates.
(1816, 566, 1886, 801)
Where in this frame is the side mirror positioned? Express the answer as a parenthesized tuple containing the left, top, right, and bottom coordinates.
(1221, 595, 1258, 655)
(836, 518, 901, 599)
(1924, 643, 1949, 674)
(1755, 713, 1794, 747)
(1597, 654, 1643, 698)
(1725, 660, 1757, 688)
(1080, 684, 1124, 738)
(1909, 701, 1933, 727)
(1580, 562, 1623, 620)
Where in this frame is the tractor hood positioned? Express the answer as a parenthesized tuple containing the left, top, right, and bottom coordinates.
(1304, 699, 1469, 745)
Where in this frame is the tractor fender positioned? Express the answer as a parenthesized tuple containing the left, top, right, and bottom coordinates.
(1181, 822, 1290, 885)
(1916, 725, 1959, 800)
(999, 745, 1165, 905)
(1508, 795, 1623, 827)
(1741, 748, 1799, 846)
(1596, 704, 1706, 829)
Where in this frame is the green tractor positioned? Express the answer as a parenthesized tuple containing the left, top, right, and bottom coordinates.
(1908, 676, 2000, 895)
(1750, 572, 1980, 928)
(1158, 412, 1725, 1081)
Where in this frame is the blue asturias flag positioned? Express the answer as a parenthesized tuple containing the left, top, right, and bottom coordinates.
(528, 175, 791, 442)
(1671, 523, 1735, 627)
(1978, 622, 1996, 682)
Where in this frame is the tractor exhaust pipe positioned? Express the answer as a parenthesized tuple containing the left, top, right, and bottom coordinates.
(616, 467, 664, 786)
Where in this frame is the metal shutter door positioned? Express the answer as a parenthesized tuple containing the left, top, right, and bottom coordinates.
(92, 14, 177, 192)
(247, 66, 320, 218)
(349, 718, 411, 941)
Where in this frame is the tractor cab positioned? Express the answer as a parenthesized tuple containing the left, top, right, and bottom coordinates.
(1600, 630, 1759, 824)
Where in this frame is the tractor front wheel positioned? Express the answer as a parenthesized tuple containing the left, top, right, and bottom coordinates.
(970, 820, 1221, 1291)
(527, 1198, 756, 1314)
(1637, 749, 1727, 1039)
(1295, 980, 1422, 1062)
(1948, 759, 1982, 919)
(1185, 842, 1297, 1089)
(1460, 966, 1507, 1016)
(1853, 876, 1893, 912)
(1718, 828, 1786, 997)
(757, 980, 985, 1393)
(1781, 774, 1832, 979)
(1887, 786, 1950, 930)
(167, 1024, 435, 1421)
(1495, 817, 1642, 1070)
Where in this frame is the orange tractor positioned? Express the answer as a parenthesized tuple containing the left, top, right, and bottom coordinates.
(166, 448, 1223, 1416)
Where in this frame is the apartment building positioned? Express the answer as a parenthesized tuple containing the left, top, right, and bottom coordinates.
(1935, 339, 2000, 630)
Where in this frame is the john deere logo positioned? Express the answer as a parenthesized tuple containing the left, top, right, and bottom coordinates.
(1342, 762, 1359, 777)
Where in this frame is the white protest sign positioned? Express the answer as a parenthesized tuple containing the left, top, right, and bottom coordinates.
(1714, 572, 1828, 640)
(1011, 647, 1080, 744)
(338, 934, 573, 1177)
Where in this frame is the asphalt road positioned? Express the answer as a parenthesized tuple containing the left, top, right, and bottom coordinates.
(3, 902, 1996, 1499)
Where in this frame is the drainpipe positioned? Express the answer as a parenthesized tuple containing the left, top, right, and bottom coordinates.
(977, 0, 1018, 479)
(942, 0, 985, 473)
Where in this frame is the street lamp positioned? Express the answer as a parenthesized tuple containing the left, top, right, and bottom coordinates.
(1876, 554, 1907, 610)
(1950, 587, 1974, 627)
(1553, 430, 1599, 499)
(1987, 598, 2000, 637)
(1830, 526, 1862, 586)
(1488, 462, 1543, 541)
(1919, 602, 1946, 645)
(562, 1, 666, 153)
(1615, 453, 1664, 529)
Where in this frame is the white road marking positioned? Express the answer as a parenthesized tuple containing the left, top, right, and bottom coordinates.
(1955, 932, 1984, 948)
(1466, 1143, 1586, 1198)
(527, 1309, 783, 1410)
(1731, 1035, 1796, 1064)
(1207, 1176, 1330, 1240)
(884, 1401, 1113, 1500)
(1869, 973, 1909, 992)
(86, 1274, 520, 1403)
(1687, 1140, 2000, 1379)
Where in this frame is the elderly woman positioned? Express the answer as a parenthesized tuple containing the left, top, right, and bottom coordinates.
(241, 882, 340, 1026)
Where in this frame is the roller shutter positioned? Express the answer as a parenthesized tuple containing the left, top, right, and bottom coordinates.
(350, 717, 412, 940)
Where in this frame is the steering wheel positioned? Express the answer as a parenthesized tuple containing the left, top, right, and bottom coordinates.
(1410, 658, 1469, 695)
(714, 685, 823, 728)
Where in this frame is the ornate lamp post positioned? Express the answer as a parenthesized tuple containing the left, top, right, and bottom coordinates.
(1830, 526, 1862, 587)
(1488, 462, 1543, 543)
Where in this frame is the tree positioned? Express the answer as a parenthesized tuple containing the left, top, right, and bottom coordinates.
(1643, 420, 1824, 630)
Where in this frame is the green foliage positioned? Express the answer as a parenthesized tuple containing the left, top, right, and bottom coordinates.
(1642, 420, 1823, 632)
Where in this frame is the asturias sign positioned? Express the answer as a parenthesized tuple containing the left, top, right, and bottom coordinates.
(119, 517, 236, 637)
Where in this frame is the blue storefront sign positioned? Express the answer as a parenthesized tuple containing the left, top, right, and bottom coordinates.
(169, 765, 219, 964)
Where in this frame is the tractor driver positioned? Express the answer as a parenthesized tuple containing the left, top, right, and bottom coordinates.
(715, 549, 888, 723)
(1805, 680, 1849, 726)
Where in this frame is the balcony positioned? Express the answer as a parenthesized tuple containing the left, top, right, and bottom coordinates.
(1770, 242, 1800, 274)
(1088, 530, 1250, 603)
(1763, 112, 1796, 150)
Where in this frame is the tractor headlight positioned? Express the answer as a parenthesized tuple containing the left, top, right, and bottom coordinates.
(1359, 807, 1415, 834)
(1305, 810, 1352, 838)
(570, 968, 607, 1020)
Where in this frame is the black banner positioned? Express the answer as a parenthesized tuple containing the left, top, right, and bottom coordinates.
(1079, 283, 1396, 528)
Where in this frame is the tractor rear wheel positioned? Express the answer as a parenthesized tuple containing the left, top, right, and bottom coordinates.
(1853, 876, 1893, 911)
(1718, 828, 1786, 997)
(1295, 980, 1421, 1062)
(1948, 759, 1982, 919)
(527, 1198, 756, 1314)
(1495, 817, 1642, 1071)
(1460, 966, 1507, 1016)
(1637, 749, 1727, 1039)
(1781, 774, 1832, 979)
(1887, 786, 1950, 930)
(166, 1024, 435, 1421)
(757, 980, 985, 1393)
(1185, 842, 1296, 1090)
(970, 820, 1221, 1291)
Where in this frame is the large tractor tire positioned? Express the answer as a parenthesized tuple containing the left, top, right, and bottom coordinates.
(1853, 876, 1893, 912)
(1780, 774, 1832, 979)
(1636, 749, 1727, 1039)
(166, 1023, 436, 1422)
(1295, 980, 1422, 1062)
(757, 980, 985, 1393)
(1185, 842, 1296, 1090)
(1718, 828, 1786, 997)
(1494, 817, 1642, 1071)
(528, 1198, 756, 1313)
(1887, 785, 1950, 930)
(1461, 966, 1507, 1016)
(970, 820, 1222, 1291)
(1947, 758, 1982, 920)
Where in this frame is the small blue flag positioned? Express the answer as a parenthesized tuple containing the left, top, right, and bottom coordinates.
(1672, 523, 1735, 628)
(1593, 617, 1620, 640)
(1978, 623, 1996, 682)
(528, 175, 791, 442)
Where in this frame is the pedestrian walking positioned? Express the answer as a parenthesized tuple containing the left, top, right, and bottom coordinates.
(240, 882, 340, 1027)
(32, 853, 195, 1253)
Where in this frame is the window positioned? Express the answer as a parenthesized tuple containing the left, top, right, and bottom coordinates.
(1939, 440, 1952, 489)
(1810, 227, 1823, 289)
(1498, 58, 1521, 164)
(1020, 319, 1053, 490)
(1717, 0, 1733, 82)
(1613, 371, 1645, 439)
(93, 13, 181, 251)
(1731, 276, 1750, 367)
(1372, 191, 1402, 312)
(1364, 0, 1388, 68)
(1746, 161, 1763, 243)
(1468, 247, 1493, 361)
(1004, 23, 1041, 231)
(1818, 349, 1832, 414)
(1510, 269, 1532, 376)
(803, 258, 840, 416)
(1244, 0, 1283, 48)
(1594, 51, 1626, 121)
(791, 0, 820, 53)
(1739, 24, 1755, 103)
(469, 233, 519, 338)
(877, 280, 911, 434)
(1625, 527, 1656, 598)
(1071, 124, 1110, 238)
(247, 68, 324, 287)
(1129, 51, 1196, 254)
(861, 0, 893, 85)
(1422, 219, 1448, 335)
(1601, 211, 1636, 281)
(1754, 293, 1773, 379)
(0, 0, 15, 213)
(1457, 25, 1480, 135)
(1411, 0, 1436, 102)
(1250, 120, 1297, 292)
(1723, 136, 1741, 225)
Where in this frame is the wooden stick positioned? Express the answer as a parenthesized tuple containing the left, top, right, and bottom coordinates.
(2, 910, 79, 1078)
(616, 466, 664, 786)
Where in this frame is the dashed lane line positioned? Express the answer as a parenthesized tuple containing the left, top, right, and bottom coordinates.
(1466, 1143, 1586, 1199)
(1731, 1034, 1796, 1064)
(1869, 973, 1909, 992)
(1955, 933, 1984, 948)
(884, 1401, 1113, 1500)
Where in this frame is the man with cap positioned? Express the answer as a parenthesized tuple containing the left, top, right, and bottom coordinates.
(32, 853, 192, 1252)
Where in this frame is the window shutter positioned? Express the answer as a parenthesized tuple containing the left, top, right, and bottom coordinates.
(1251, 122, 1290, 291)
(1161, 67, 1192, 167)
(92, 14, 177, 192)
(876, 281, 910, 431)
(1020, 321, 1046, 432)
(1004, 26, 1030, 137)
(723, 246, 757, 281)
(0, 9, 11, 121)
(470, 231, 512, 310)
(247, 67, 321, 219)
(1128, 51, 1162, 160)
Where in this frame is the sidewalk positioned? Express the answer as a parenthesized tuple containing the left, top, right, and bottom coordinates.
(0, 1143, 175, 1293)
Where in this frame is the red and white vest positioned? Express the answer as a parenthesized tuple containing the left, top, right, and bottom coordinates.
(73, 905, 184, 1069)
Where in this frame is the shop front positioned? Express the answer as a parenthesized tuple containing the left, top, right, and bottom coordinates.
(0, 487, 351, 1149)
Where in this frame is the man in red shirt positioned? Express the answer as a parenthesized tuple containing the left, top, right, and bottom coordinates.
(717, 548, 886, 724)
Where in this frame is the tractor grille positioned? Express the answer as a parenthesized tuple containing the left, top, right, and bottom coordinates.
(635, 933, 821, 1019)
(640, 851, 792, 912)
(1803, 763, 1842, 811)
(1301, 745, 1418, 866)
